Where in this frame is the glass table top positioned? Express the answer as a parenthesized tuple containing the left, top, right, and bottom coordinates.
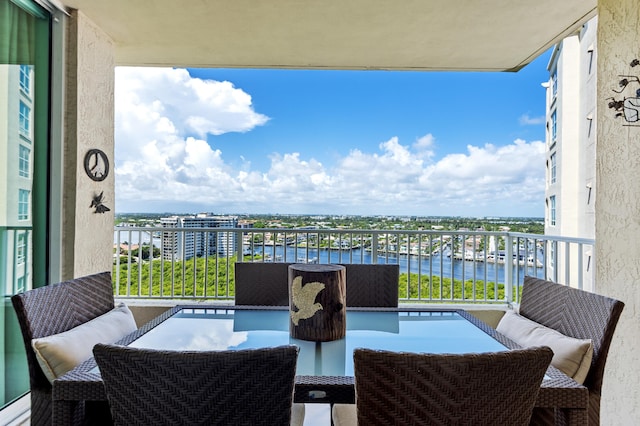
(127, 308, 508, 377)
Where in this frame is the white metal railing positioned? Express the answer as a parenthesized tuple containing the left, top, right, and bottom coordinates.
(1, 226, 32, 296)
(113, 227, 595, 304)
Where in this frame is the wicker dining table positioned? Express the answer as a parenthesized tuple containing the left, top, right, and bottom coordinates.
(52, 305, 588, 425)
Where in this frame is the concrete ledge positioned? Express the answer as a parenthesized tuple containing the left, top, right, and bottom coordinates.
(0, 394, 30, 426)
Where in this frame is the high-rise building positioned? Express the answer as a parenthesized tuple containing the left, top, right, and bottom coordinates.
(544, 17, 597, 287)
(160, 214, 239, 260)
(0, 64, 34, 295)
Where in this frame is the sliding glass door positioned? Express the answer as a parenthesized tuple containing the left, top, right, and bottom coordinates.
(0, 0, 50, 408)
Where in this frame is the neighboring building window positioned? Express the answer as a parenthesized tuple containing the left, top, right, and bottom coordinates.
(551, 110, 557, 144)
(587, 45, 595, 75)
(18, 189, 30, 220)
(550, 195, 556, 226)
(19, 65, 31, 94)
(19, 101, 30, 137)
(550, 152, 556, 184)
(19, 145, 30, 177)
(551, 70, 558, 98)
(16, 276, 26, 294)
(17, 233, 26, 265)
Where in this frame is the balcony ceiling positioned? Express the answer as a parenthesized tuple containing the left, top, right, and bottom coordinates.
(60, 0, 596, 71)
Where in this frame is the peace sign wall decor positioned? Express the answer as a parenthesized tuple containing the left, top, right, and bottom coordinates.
(83, 149, 111, 213)
(83, 149, 109, 181)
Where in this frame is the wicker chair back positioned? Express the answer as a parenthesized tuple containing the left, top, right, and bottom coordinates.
(519, 276, 624, 425)
(93, 344, 299, 426)
(352, 347, 553, 426)
(234, 262, 398, 307)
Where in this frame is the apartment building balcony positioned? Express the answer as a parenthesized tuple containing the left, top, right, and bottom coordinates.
(2, 0, 640, 423)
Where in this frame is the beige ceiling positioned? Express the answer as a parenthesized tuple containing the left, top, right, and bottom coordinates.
(60, 0, 597, 72)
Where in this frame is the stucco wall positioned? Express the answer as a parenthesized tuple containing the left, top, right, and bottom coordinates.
(63, 11, 115, 279)
(597, 0, 640, 423)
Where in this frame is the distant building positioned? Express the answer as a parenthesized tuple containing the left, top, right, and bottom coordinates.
(544, 17, 597, 288)
(0, 64, 34, 294)
(160, 214, 238, 260)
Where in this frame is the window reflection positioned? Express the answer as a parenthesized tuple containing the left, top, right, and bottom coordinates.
(1, 0, 50, 409)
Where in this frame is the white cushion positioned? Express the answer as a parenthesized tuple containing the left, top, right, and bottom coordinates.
(32, 303, 137, 383)
(332, 404, 357, 426)
(290, 403, 305, 426)
(496, 310, 593, 384)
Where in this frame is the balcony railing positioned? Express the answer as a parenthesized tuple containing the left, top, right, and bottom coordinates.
(1, 226, 32, 296)
(113, 226, 594, 305)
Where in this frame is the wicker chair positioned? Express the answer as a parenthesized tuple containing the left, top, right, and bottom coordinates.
(235, 262, 293, 305)
(93, 344, 303, 426)
(519, 276, 625, 426)
(339, 264, 399, 307)
(10, 271, 115, 426)
(234, 262, 398, 307)
(332, 346, 553, 426)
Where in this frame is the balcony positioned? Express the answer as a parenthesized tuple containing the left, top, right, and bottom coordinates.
(3, 0, 639, 423)
(0, 226, 595, 425)
(113, 226, 593, 305)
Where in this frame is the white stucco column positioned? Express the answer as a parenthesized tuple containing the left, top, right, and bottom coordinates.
(62, 10, 115, 278)
(597, 0, 640, 423)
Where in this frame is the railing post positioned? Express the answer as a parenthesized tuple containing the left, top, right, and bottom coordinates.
(236, 229, 244, 262)
(371, 233, 378, 264)
(564, 241, 571, 286)
(552, 240, 558, 283)
(115, 229, 121, 296)
(577, 243, 583, 290)
(504, 234, 514, 303)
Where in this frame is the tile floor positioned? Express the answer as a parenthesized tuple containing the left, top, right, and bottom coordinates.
(2, 399, 334, 425)
(304, 403, 331, 425)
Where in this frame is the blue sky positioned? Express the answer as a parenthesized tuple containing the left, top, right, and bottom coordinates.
(114, 49, 551, 217)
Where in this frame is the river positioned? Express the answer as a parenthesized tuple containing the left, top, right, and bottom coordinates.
(253, 246, 543, 283)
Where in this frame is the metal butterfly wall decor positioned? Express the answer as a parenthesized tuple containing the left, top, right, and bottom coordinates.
(90, 191, 111, 214)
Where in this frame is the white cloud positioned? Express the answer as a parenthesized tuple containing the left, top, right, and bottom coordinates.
(114, 67, 269, 163)
(519, 114, 545, 125)
(417, 139, 546, 213)
(413, 133, 436, 161)
(115, 68, 545, 217)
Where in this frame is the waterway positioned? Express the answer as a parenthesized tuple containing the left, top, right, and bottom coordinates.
(252, 246, 544, 284)
(113, 230, 544, 284)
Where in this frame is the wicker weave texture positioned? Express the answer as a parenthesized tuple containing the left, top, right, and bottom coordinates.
(519, 276, 624, 426)
(93, 344, 299, 426)
(10, 271, 114, 426)
(235, 262, 293, 305)
(352, 347, 553, 426)
(235, 262, 399, 307)
(339, 264, 399, 307)
(53, 306, 590, 425)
